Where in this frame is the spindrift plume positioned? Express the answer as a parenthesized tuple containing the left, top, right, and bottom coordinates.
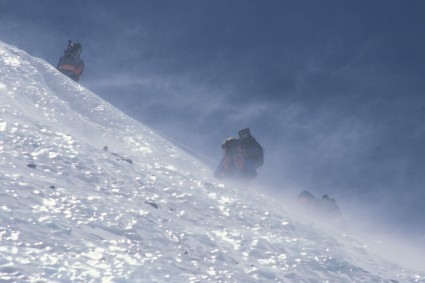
(0, 41, 424, 282)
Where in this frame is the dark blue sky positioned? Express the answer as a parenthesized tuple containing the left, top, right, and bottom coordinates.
(2, 0, 425, 238)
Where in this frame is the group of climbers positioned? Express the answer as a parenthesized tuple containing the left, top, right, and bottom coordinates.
(56, 40, 344, 222)
(56, 40, 262, 181)
(213, 129, 343, 223)
(297, 190, 343, 226)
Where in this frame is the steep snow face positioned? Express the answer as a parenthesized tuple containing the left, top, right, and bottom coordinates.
(0, 41, 423, 282)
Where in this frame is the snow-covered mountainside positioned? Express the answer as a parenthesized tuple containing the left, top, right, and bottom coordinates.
(0, 41, 423, 282)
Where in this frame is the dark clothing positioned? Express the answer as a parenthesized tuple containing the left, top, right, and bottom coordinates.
(238, 128, 264, 168)
(214, 128, 263, 181)
(57, 40, 84, 81)
(297, 190, 342, 224)
(240, 136, 264, 168)
(65, 41, 82, 58)
(57, 55, 84, 81)
(214, 138, 257, 180)
(319, 196, 341, 216)
(297, 190, 317, 206)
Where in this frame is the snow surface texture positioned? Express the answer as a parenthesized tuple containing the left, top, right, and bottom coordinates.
(0, 41, 424, 283)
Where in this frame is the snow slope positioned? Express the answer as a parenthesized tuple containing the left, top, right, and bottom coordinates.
(0, 41, 423, 282)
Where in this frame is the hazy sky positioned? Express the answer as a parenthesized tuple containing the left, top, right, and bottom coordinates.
(1, 0, 425, 236)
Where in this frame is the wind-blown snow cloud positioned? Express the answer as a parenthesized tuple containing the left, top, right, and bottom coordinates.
(1, 0, 425, 255)
(1, 40, 424, 282)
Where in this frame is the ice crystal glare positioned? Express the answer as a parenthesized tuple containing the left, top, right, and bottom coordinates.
(0, 41, 424, 282)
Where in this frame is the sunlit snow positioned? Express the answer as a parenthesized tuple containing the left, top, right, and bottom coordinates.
(0, 41, 424, 282)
